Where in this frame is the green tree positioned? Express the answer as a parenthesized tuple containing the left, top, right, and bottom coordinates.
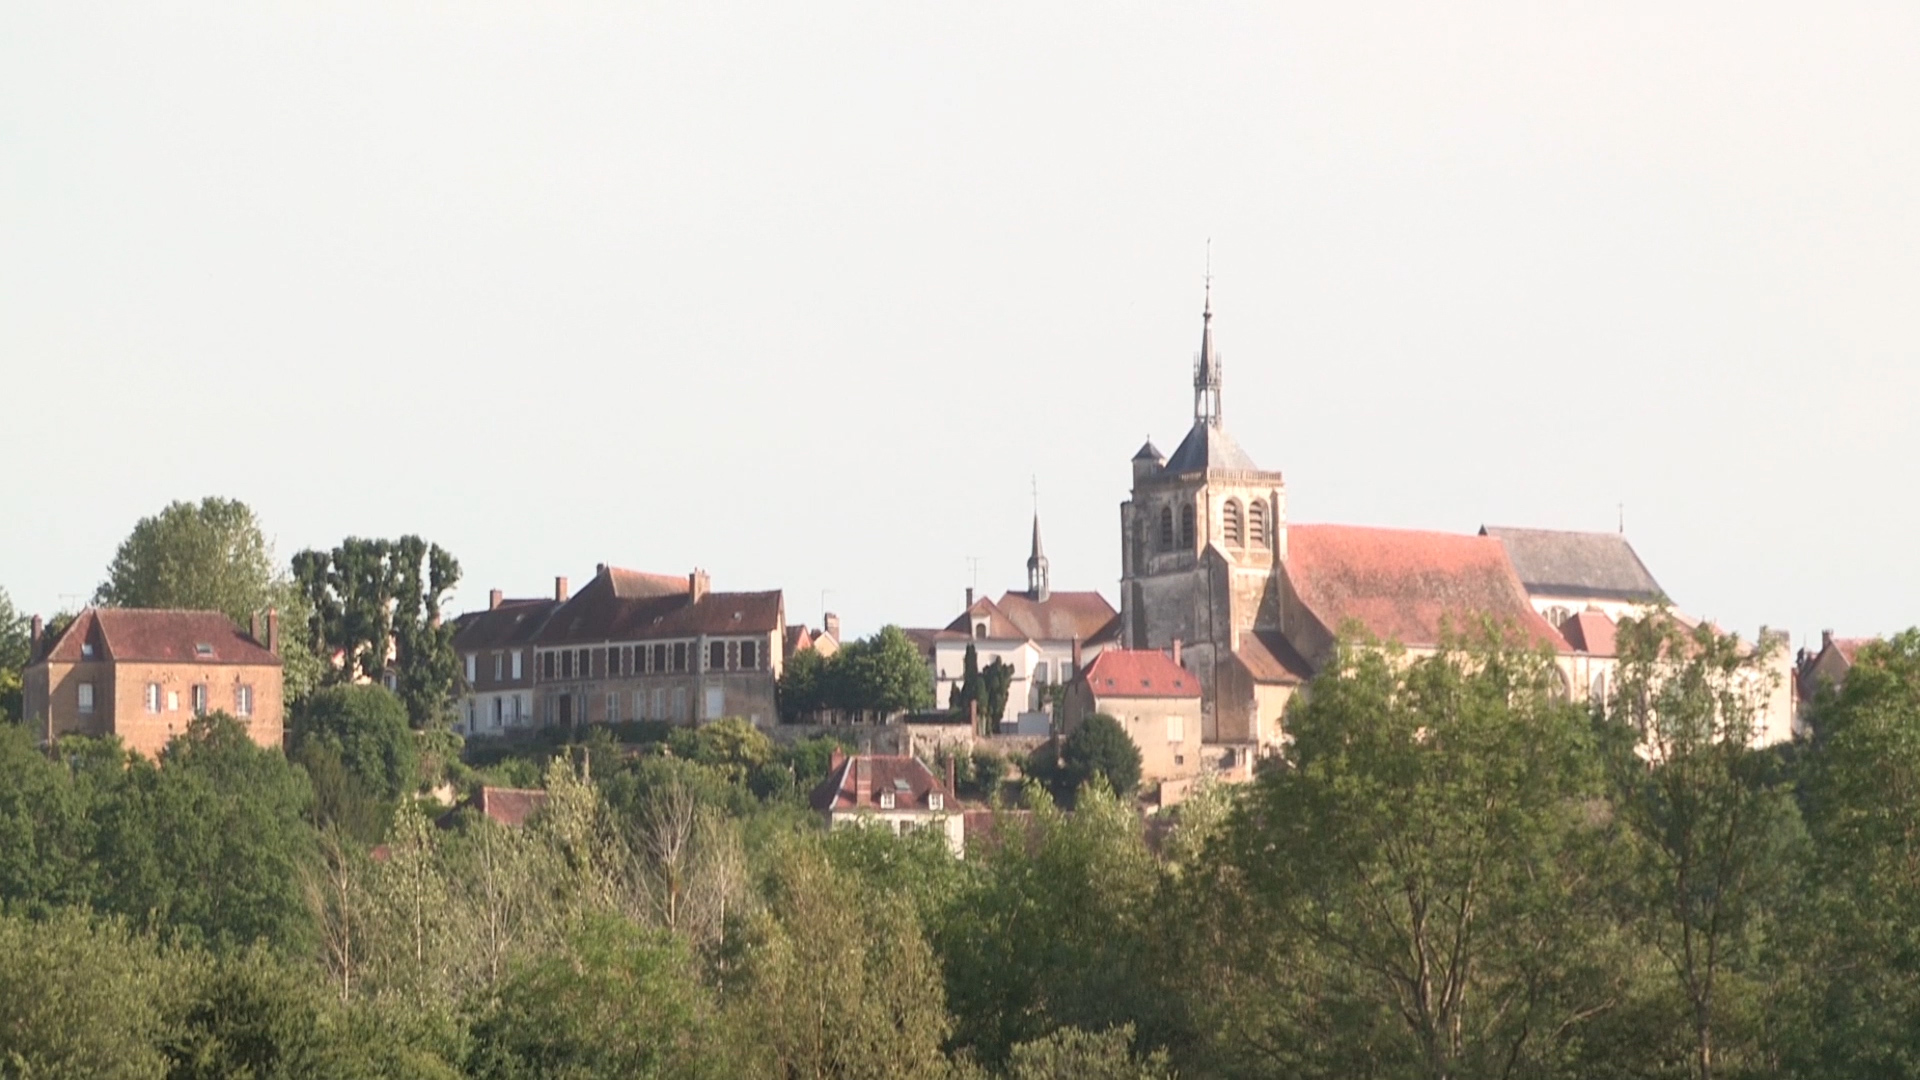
(290, 684, 419, 804)
(0, 910, 174, 1080)
(1604, 613, 1806, 1080)
(0, 722, 97, 913)
(951, 642, 984, 725)
(93, 497, 322, 704)
(1037, 713, 1142, 802)
(825, 625, 936, 715)
(776, 645, 829, 720)
(292, 536, 463, 729)
(980, 657, 1015, 727)
(1005, 1025, 1174, 1080)
(1211, 632, 1622, 1080)
(0, 585, 30, 722)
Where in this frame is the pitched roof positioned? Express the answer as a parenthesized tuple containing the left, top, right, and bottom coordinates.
(474, 787, 548, 827)
(1235, 630, 1315, 685)
(1480, 527, 1665, 603)
(1557, 610, 1619, 657)
(1285, 524, 1566, 651)
(1082, 649, 1200, 699)
(992, 590, 1118, 643)
(38, 608, 280, 667)
(452, 599, 561, 651)
(1163, 420, 1262, 475)
(535, 566, 781, 645)
(809, 754, 954, 813)
(1132, 439, 1164, 462)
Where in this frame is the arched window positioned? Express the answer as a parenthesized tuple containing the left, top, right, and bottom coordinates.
(1180, 504, 1196, 548)
(1223, 499, 1243, 547)
(1248, 499, 1267, 548)
(1158, 506, 1174, 550)
(1546, 605, 1571, 628)
(1590, 670, 1610, 705)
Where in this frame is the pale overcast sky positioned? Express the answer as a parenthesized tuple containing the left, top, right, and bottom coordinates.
(3, 2, 1916, 649)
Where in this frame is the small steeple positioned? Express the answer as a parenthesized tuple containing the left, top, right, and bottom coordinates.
(1027, 513, 1050, 602)
(1194, 258, 1222, 427)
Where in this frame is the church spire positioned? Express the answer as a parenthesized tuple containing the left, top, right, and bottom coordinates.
(1194, 271, 1222, 427)
(1027, 512, 1050, 602)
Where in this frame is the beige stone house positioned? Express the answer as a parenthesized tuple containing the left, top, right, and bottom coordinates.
(809, 749, 963, 857)
(1061, 646, 1206, 784)
(21, 607, 285, 757)
(521, 565, 785, 730)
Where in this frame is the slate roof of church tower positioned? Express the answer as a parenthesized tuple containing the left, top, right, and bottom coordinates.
(1480, 527, 1665, 603)
(1163, 420, 1262, 475)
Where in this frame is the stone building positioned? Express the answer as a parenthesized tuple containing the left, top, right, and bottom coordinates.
(21, 607, 285, 757)
(450, 588, 560, 738)
(525, 564, 784, 730)
(809, 749, 963, 857)
(1061, 646, 1206, 784)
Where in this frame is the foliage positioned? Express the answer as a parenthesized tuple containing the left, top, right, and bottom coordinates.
(951, 642, 984, 724)
(981, 657, 1015, 726)
(291, 536, 463, 729)
(778, 625, 934, 719)
(91, 497, 324, 705)
(290, 683, 418, 812)
(0, 585, 29, 722)
(1032, 713, 1142, 802)
(1005, 1024, 1175, 1080)
(0, 909, 173, 1080)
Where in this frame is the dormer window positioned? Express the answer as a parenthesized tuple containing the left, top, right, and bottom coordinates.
(929, 793, 944, 811)
(194, 643, 213, 658)
(879, 792, 896, 810)
(973, 622, 988, 640)
(81, 642, 95, 659)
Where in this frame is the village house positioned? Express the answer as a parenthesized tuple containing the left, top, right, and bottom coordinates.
(21, 607, 285, 757)
(450, 589, 560, 738)
(1060, 645, 1209, 785)
(809, 749, 963, 857)
(519, 565, 785, 730)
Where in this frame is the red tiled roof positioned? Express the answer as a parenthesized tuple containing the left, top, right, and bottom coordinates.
(40, 608, 280, 667)
(1082, 649, 1200, 699)
(1558, 610, 1618, 657)
(809, 754, 954, 813)
(1235, 630, 1314, 685)
(474, 787, 548, 827)
(1285, 525, 1566, 651)
(943, 590, 1118, 644)
(537, 566, 782, 645)
(1833, 637, 1876, 664)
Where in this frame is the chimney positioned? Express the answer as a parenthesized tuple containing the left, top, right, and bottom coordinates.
(250, 611, 261, 643)
(489, 588, 504, 610)
(266, 608, 280, 655)
(689, 569, 710, 603)
(1822, 629, 1835, 651)
(854, 755, 872, 806)
(555, 576, 569, 603)
(829, 746, 846, 774)
(823, 612, 841, 640)
(965, 587, 974, 609)
(29, 615, 42, 661)
(946, 754, 956, 798)
(1172, 638, 1183, 667)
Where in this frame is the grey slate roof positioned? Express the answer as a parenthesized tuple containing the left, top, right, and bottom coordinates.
(1163, 420, 1261, 474)
(1480, 526, 1666, 603)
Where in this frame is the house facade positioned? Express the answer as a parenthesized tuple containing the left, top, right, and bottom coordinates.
(1061, 647, 1207, 784)
(21, 607, 285, 757)
(525, 565, 785, 730)
(450, 588, 560, 738)
(809, 749, 963, 856)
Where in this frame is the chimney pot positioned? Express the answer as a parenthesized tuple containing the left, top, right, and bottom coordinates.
(689, 569, 710, 603)
(1172, 638, 1183, 666)
(489, 588, 504, 610)
(556, 576, 570, 602)
(854, 756, 872, 805)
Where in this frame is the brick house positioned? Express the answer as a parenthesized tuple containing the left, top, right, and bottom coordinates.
(517, 565, 785, 730)
(21, 607, 285, 757)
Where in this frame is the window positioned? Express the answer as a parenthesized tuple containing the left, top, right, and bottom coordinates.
(973, 622, 987, 640)
(1034, 661, 1049, 685)
(709, 641, 726, 671)
(558, 694, 573, 725)
(465, 654, 476, 682)
(929, 792, 944, 811)
(493, 653, 503, 680)
(608, 647, 622, 677)
(236, 685, 253, 717)
(654, 688, 668, 720)
(578, 648, 591, 677)
(654, 643, 668, 673)
(1158, 506, 1174, 549)
(1168, 715, 1185, 743)
(1545, 606, 1571, 628)
(542, 651, 556, 679)
(465, 701, 475, 730)
(740, 640, 759, 670)
(1590, 671, 1610, 704)
(879, 792, 896, 810)
(1248, 498, 1268, 547)
(672, 687, 687, 721)
(673, 643, 688, 672)
(606, 692, 620, 722)
(634, 690, 646, 719)
(191, 684, 208, 716)
(166, 690, 180, 713)
(492, 697, 503, 726)
(146, 684, 161, 713)
(77, 682, 95, 713)
(561, 651, 573, 679)
(1180, 504, 1196, 547)
(512, 650, 523, 680)
(81, 642, 95, 658)
(704, 686, 725, 720)
(514, 694, 526, 722)
(1223, 499, 1243, 546)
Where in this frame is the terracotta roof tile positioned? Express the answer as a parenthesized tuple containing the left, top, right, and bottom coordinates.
(1558, 610, 1619, 656)
(1082, 649, 1200, 699)
(1286, 525, 1566, 651)
(943, 591, 1118, 644)
(40, 608, 280, 667)
(474, 787, 548, 827)
(536, 566, 781, 645)
(808, 754, 954, 813)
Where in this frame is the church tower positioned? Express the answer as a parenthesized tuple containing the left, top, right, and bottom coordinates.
(1027, 513, 1050, 602)
(1118, 285, 1288, 742)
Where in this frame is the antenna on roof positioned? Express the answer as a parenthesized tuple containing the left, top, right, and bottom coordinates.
(1618, 502, 1625, 534)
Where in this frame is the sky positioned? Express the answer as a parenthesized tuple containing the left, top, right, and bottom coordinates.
(3, 1, 1916, 650)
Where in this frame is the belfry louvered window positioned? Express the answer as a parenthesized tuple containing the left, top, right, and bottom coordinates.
(1248, 499, 1267, 548)
(1223, 500, 1243, 546)
(1158, 506, 1174, 550)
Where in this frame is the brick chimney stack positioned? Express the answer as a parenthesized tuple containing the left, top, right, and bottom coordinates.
(1172, 638, 1183, 667)
(965, 587, 974, 609)
(555, 577, 569, 603)
(830, 746, 846, 774)
(854, 755, 872, 806)
(489, 589, 504, 610)
(266, 608, 280, 655)
(823, 612, 841, 640)
(1822, 629, 1835, 651)
(690, 569, 710, 603)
